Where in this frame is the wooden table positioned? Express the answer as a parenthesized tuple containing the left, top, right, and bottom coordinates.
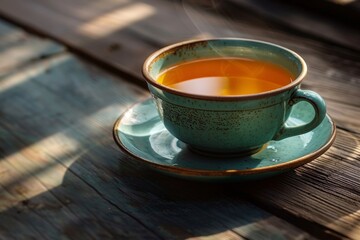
(0, 0, 359, 239)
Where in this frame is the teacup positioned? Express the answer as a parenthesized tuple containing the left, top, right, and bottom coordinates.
(142, 38, 326, 155)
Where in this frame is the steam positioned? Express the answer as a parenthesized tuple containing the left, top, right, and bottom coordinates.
(179, 0, 239, 38)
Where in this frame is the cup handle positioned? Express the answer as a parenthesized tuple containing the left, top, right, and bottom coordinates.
(273, 89, 326, 140)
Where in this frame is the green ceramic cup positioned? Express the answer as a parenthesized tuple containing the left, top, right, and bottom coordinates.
(142, 38, 326, 155)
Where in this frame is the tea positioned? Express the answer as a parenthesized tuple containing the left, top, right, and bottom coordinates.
(157, 58, 294, 96)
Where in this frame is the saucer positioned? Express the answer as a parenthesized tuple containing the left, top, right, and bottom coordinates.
(113, 99, 336, 181)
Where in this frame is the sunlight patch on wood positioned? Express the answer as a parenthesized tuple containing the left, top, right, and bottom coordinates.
(0, 101, 130, 212)
(0, 133, 82, 211)
(78, 3, 155, 38)
(329, 209, 360, 239)
(0, 53, 68, 93)
(67, 0, 130, 19)
(330, 0, 356, 5)
(186, 230, 243, 240)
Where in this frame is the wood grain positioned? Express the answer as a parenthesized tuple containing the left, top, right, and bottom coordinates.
(226, 0, 360, 51)
(239, 129, 360, 239)
(0, 21, 64, 76)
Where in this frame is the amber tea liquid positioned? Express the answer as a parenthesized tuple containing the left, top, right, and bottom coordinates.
(156, 58, 294, 96)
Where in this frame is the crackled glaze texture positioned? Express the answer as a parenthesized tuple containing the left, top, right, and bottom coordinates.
(143, 39, 326, 154)
(152, 94, 290, 153)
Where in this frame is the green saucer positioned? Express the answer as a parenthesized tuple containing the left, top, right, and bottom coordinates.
(113, 99, 336, 181)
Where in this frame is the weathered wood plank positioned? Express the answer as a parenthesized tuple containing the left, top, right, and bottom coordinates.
(280, 0, 360, 26)
(0, 156, 76, 240)
(237, 129, 360, 240)
(0, 54, 161, 239)
(0, 0, 196, 78)
(322, 101, 360, 133)
(0, 21, 64, 76)
(0, 139, 162, 240)
(226, 0, 360, 51)
(57, 119, 360, 239)
(0, 184, 52, 240)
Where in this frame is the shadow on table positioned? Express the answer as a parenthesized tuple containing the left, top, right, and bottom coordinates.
(1, 130, 359, 239)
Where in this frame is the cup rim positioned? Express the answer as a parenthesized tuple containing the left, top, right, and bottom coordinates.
(142, 38, 307, 101)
